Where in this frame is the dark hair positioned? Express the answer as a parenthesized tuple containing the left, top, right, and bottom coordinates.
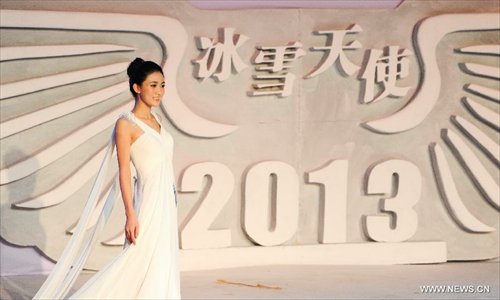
(127, 57, 164, 98)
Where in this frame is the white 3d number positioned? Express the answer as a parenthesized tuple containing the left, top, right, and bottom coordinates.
(307, 160, 349, 243)
(180, 162, 234, 249)
(364, 159, 421, 242)
(243, 161, 299, 246)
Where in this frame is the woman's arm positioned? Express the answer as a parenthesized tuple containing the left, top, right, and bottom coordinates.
(115, 118, 139, 245)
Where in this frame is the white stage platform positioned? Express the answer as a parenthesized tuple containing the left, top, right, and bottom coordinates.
(1, 261, 498, 299)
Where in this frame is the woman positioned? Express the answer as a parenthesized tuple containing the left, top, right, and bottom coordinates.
(33, 58, 181, 299)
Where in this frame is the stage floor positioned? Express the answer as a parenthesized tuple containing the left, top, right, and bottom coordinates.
(1, 261, 499, 299)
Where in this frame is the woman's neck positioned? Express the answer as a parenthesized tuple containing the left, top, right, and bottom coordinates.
(132, 101, 152, 119)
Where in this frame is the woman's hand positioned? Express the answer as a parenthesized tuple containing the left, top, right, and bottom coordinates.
(125, 211, 139, 245)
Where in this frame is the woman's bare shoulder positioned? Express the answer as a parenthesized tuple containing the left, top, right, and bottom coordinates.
(115, 115, 135, 136)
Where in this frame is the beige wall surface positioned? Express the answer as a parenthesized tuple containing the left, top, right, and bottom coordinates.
(0, 0, 498, 270)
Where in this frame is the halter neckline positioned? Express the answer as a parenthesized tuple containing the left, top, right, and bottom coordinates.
(131, 111, 162, 135)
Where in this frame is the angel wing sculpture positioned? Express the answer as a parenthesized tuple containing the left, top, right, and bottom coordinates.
(0, 9, 237, 270)
(0, 8, 498, 276)
(363, 14, 499, 233)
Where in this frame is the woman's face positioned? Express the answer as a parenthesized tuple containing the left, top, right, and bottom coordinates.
(134, 71, 165, 107)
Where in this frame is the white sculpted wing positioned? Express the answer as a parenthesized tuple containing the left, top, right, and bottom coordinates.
(0, 9, 235, 276)
(363, 13, 499, 133)
(362, 13, 499, 233)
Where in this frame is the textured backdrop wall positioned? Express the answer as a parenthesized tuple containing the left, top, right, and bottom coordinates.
(0, 0, 498, 271)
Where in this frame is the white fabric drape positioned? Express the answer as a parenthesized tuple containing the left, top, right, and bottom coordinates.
(34, 129, 119, 299)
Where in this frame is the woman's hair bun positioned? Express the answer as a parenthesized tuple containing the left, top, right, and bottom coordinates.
(127, 57, 145, 78)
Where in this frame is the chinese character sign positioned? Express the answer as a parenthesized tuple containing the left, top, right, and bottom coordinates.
(193, 27, 249, 82)
(0, 1, 498, 272)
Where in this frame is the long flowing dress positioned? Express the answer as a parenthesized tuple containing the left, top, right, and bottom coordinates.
(33, 111, 181, 299)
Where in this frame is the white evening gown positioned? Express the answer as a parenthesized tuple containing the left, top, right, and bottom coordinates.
(33, 111, 181, 299)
